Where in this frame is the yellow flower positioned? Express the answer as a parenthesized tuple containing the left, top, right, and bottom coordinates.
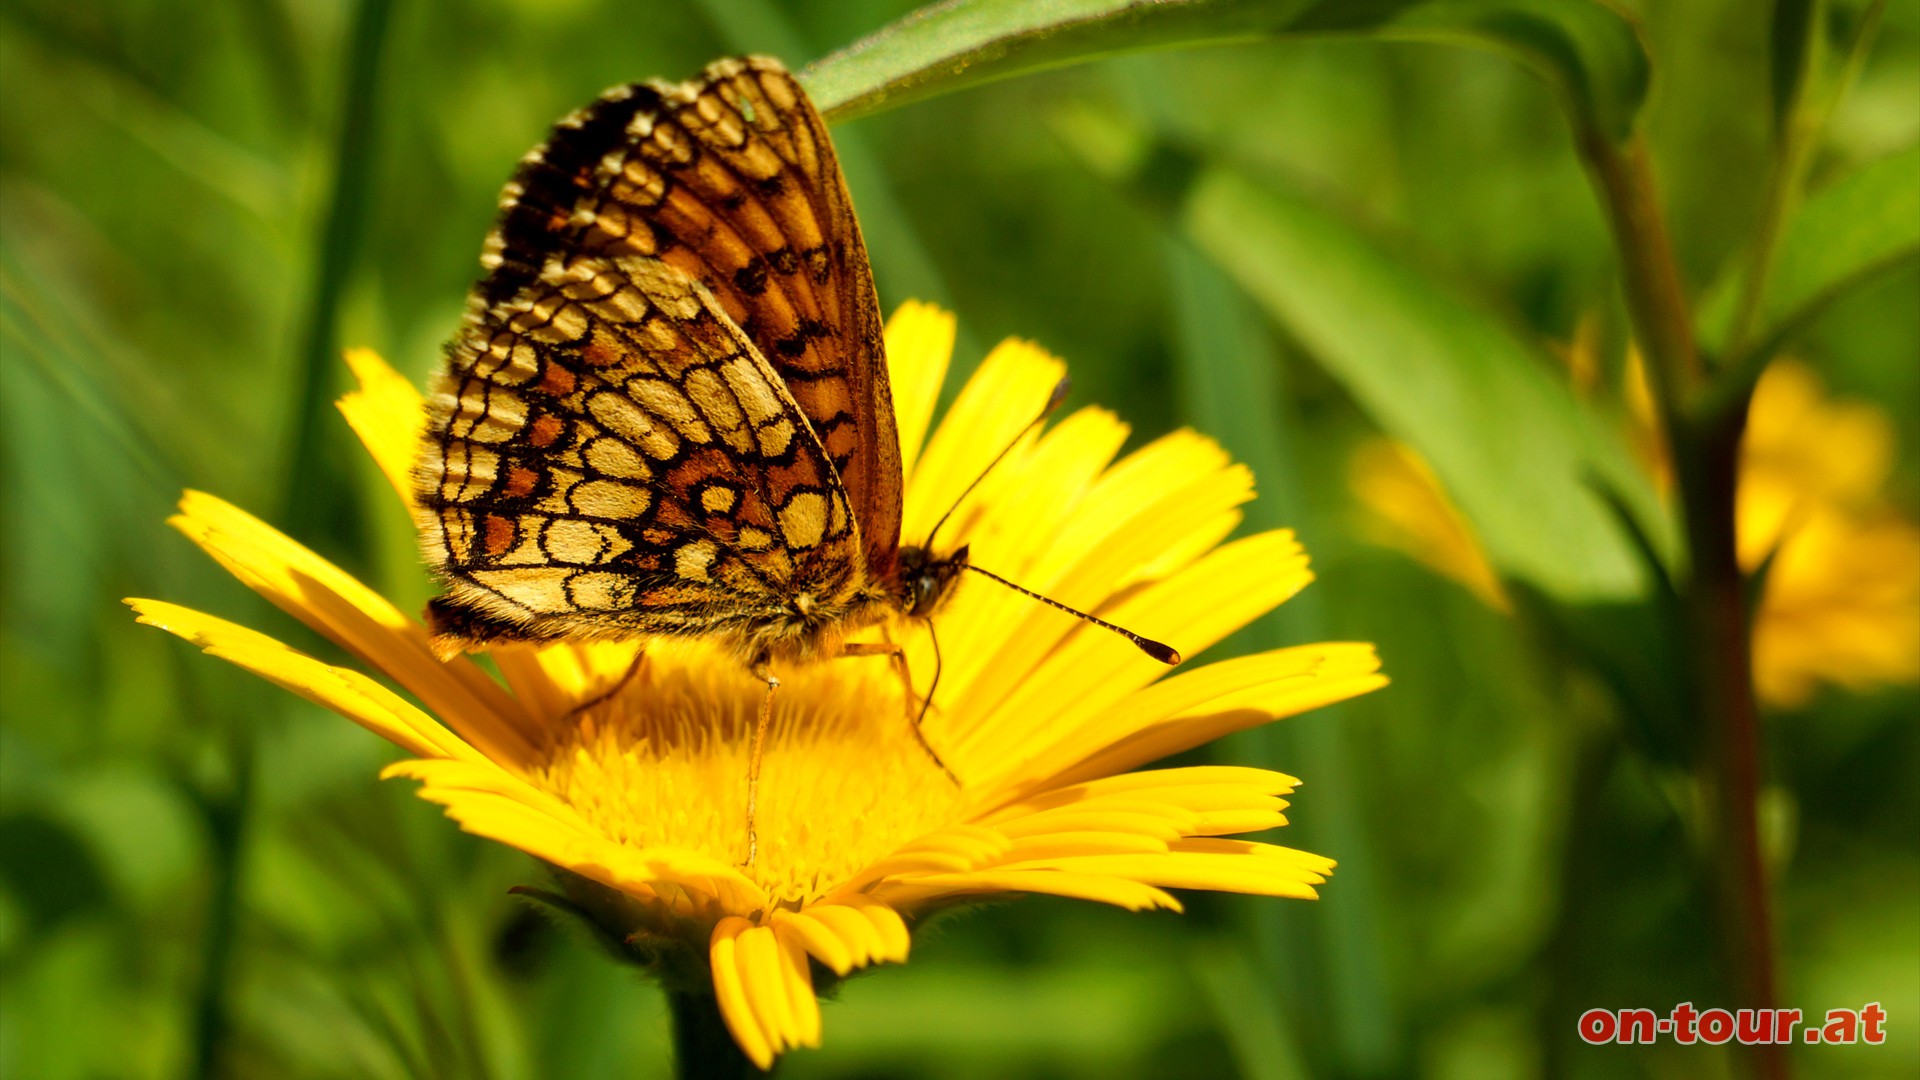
(1738, 362, 1920, 707)
(1352, 352, 1919, 708)
(129, 302, 1387, 1070)
(1347, 439, 1511, 612)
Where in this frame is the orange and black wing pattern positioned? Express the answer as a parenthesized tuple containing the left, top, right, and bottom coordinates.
(415, 57, 892, 656)
(616, 58, 902, 575)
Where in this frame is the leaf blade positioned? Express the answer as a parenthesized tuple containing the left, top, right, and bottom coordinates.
(1182, 166, 1669, 601)
(804, 0, 1648, 140)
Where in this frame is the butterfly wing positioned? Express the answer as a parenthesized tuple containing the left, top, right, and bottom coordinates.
(417, 65, 888, 652)
(557, 56, 901, 576)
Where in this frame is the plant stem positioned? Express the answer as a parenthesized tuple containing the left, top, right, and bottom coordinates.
(1672, 405, 1782, 1080)
(188, 726, 253, 1079)
(668, 990, 763, 1080)
(1576, 130, 1698, 423)
(1575, 128, 1785, 1080)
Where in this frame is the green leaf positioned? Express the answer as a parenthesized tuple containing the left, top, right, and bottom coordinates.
(1753, 145, 1920, 352)
(1699, 145, 1920, 361)
(1182, 165, 1670, 601)
(805, 0, 1649, 139)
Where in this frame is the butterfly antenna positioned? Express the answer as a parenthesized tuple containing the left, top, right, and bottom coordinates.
(923, 376, 1072, 550)
(961, 563, 1181, 665)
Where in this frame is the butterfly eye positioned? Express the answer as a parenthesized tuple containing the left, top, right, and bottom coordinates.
(911, 572, 944, 617)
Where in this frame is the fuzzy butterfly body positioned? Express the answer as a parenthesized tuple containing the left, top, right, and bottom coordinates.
(416, 56, 946, 666)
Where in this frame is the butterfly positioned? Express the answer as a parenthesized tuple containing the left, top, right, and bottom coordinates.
(413, 56, 1175, 856)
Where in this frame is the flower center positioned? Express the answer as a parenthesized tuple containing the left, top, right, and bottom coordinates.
(532, 640, 961, 907)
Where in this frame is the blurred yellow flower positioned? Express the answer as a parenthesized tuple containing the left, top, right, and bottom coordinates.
(1347, 439, 1511, 612)
(131, 303, 1386, 1070)
(1352, 353, 1920, 708)
(1736, 362, 1920, 707)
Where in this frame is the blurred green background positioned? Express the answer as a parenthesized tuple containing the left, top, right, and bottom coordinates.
(3, 1, 1916, 1077)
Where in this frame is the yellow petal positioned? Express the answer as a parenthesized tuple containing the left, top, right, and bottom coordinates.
(777, 927, 823, 1045)
(992, 805, 1193, 842)
(710, 918, 776, 1070)
(771, 909, 855, 976)
(378, 757, 592, 829)
(902, 337, 1065, 543)
(127, 599, 473, 763)
(794, 897, 910, 969)
(737, 924, 802, 1055)
(489, 642, 644, 725)
(1349, 438, 1510, 612)
(837, 824, 1014, 890)
(488, 646, 574, 724)
(337, 348, 424, 511)
(1133, 509, 1244, 583)
(884, 301, 956, 474)
(956, 530, 1316, 781)
(888, 823, 1014, 864)
(964, 408, 1131, 577)
(840, 894, 911, 963)
(906, 407, 1129, 705)
(1003, 765, 1299, 810)
(1003, 831, 1169, 861)
(992, 653, 1342, 796)
(983, 768, 1297, 839)
(786, 904, 882, 971)
(384, 758, 765, 911)
(1175, 836, 1337, 875)
(877, 869, 1181, 912)
(1010, 646, 1386, 795)
(135, 604, 423, 750)
(1033, 429, 1236, 584)
(1000, 851, 1328, 898)
(169, 490, 539, 766)
(396, 781, 650, 893)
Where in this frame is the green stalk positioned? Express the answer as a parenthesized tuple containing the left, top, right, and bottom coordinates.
(1574, 123, 1785, 1080)
(281, 0, 394, 535)
(187, 725, 254, 1079)
(1672, 402, 1779, 1080)
(668, 991, 763, 1079)
(1575, 130, 1698, 425)
(188, 3, 394, 1074)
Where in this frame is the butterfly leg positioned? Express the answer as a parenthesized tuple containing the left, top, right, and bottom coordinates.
(744, 659, 780, 868)
(838, 641, 959, 786)
(558, 648, 646, 723)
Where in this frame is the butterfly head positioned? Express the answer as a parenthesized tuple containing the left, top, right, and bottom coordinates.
(896, 543, 970, 619)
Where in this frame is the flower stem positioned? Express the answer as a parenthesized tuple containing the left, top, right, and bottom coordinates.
(1674, 404, 1782, 1080)
(1575, 126, 1785, 1080)
(668, 990, 763, 1079)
